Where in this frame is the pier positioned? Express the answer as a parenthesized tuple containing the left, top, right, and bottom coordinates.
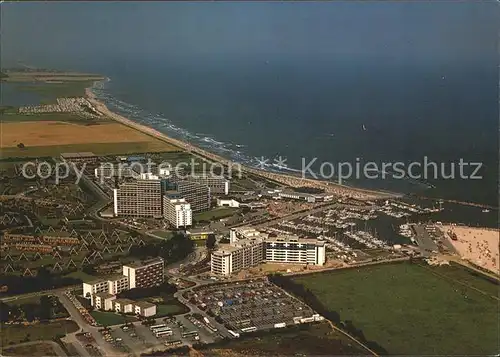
(411, 224, 439, 256)
(416, 196, 497, 210)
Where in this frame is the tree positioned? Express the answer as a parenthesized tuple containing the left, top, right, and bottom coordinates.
(206, 234, 216, 250)
(39, 295, 52, 322)
(0, 302, 11, 323)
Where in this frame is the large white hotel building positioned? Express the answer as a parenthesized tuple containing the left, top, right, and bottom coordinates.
(211, 227, 326, 276)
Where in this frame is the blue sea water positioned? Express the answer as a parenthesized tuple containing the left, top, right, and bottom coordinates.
(1, 1, 497, 206)
(89, 59, 498, 205)
(0, 82, 46, 107)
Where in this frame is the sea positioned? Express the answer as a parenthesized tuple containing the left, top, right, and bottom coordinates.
(87, 59, 498, 208)
(1, 2, 497, 224)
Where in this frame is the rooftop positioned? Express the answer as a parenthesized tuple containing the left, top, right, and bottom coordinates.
(95, 292, 115, 299)
(60, 152, 96, 159)
(123, 257, 164, 269)
(186, 228, 214, 235)
(113, 298, 135, 305)
(266, 235, 324, 245)
(84, 278, 106, 285)
(134, 300, 156, 308)
(107, 274, 128, 282)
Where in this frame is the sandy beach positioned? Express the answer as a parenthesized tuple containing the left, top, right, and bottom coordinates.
(441, 225, 499, 275)
(85, 87, 396, 201)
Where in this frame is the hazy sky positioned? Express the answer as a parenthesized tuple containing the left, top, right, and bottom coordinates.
(1, 1, 498, 68)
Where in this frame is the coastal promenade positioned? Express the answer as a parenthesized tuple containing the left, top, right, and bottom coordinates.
(85, 88, 400, 201)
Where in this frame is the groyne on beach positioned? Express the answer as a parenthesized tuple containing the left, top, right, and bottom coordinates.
(85, 87, 400, 201)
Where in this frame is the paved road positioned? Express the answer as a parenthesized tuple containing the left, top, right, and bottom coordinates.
(0, 285, 80, 303)
(411, 224, 439, 257)
(56, 291, 127, 357)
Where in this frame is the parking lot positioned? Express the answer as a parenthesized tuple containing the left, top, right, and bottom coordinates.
(95, 316, 216, 355)
(185, 279, 321, 333)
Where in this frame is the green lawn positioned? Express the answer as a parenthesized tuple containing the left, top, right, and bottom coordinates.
(292, 262, 499, 355)
(13, 81, 97, 102)
(155, 303, 187, 317)
(1, 320, 78, 345)
(194, 207, 238, 222)
(90, 311, 137, 327)
(149, 230, 174, 240)
(64, 271, 96, 282)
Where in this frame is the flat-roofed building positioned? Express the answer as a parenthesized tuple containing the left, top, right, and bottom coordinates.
(169, 173, 230, 195)
(163, 178, 210, 213)
(113, 178, 162, 218)
(211, 230, 326, 276)
(93, 292, 116, 311)
(211, 250, 233, 276)
(107, 275, 130, 295)
(113, 298, 135, 313)
(217, 198, 240, 208)
(211, 238, 264, 276)
(186, 228, 214, 241)
(265, 235, 326, 266)
(83, 279, 109, 300)
(163, 198, 192, 228)
(230, 226, 268, 243)
(122, 258, 164, 289)
(134, 301, 157, 317)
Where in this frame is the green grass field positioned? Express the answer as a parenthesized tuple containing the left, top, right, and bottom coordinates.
(90, 311, 137, 326)
(13, 81, 96, 102)
(155, 303, 187, 317)
(194, 207, 238, 222)
(149, 230, 174, 240)
(63, 271, 96, 282)
(292, 262, 499, 355)
(1, 320, 78, 345)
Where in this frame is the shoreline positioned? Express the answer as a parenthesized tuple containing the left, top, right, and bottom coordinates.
(85, 85, 400, 200)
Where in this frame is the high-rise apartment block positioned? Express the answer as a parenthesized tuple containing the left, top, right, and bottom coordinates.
(163, 198, 192, 228)
(211, 227, 326, 276)
(122, 258, 165, 289)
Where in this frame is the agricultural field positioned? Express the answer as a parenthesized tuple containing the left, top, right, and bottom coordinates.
(0, 119, 178, 158)
(197, 323, 367, 356)
(291, 262, 499, 355)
